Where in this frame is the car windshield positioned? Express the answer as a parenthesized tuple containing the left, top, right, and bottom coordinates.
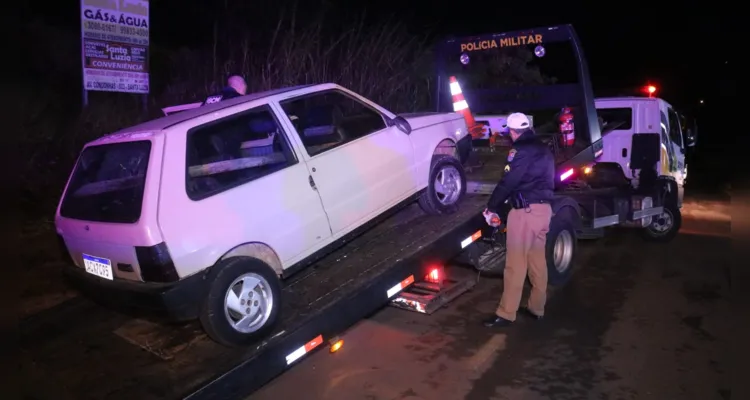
(60, 140, 151, 223)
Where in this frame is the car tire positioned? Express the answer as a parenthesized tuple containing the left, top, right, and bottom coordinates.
(639, 202, 682, 243)
(545, 207, 577, 287)
(418, 155, 467, 215)
(199, 257, 282, 347)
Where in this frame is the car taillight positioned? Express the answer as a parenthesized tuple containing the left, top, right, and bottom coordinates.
(136, 242, 179, 282)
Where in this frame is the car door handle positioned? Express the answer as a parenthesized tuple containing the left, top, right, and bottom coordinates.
(308, 175, 317, 190)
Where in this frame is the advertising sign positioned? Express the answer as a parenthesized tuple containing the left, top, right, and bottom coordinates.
(80, 0, 149, 94)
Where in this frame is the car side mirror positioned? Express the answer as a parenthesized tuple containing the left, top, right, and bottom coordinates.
(391, 116, 412, 135)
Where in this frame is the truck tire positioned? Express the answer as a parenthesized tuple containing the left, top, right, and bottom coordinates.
(546, 207, 578, 286)
(639, 202, 681, 242)
(471, 208, 577, 286)
(418, 155, 467, 215)
(199, 257, 282, 347)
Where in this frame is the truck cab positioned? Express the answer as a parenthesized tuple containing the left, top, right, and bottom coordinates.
(595, 97, 695, 206)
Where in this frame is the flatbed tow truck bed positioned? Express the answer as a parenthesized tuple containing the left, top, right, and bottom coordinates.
(21, 167, 501, 400)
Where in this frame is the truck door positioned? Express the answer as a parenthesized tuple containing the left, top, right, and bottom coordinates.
(666, 107, 687, 185)
(595, 104, 635, 179)
(658, 111, 676, 176)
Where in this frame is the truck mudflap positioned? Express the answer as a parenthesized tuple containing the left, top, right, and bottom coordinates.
(389, 265, 478, 314)
(592, 195, 663, 229)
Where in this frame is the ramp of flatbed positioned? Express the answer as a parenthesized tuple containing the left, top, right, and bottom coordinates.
(21, 181, 500, 400)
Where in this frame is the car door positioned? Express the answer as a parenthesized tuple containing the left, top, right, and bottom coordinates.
(161, 104, 334, 272)
(275, 89, 416, 237)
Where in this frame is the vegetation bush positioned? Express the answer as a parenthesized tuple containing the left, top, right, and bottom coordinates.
(16, 7, 548, 217)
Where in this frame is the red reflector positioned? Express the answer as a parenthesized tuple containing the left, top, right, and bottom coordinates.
(425, 266, 443, 284)
(428, 268, 440, 282)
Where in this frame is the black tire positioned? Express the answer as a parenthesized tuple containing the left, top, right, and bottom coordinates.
(418, 155, 467, 215)
(199, 257, 282, 347)
(471, 208, 578, 287)
(472, 239, 507, 276)
(639, 202, 682, 243)
(545, 207, 578, 287)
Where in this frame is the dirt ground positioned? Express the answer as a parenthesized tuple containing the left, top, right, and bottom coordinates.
(251, 196, 732, 400)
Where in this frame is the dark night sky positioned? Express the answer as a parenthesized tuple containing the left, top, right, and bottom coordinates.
(20, 1, 734, 162)
(23, 0, 733, 109)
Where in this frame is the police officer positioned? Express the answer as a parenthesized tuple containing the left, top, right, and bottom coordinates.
(203, 75, 247, 105)
(482, 112, 555, 328)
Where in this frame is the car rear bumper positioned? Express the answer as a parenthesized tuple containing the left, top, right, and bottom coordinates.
(457, 134, 473, 165)
(63, 264, 207, 321)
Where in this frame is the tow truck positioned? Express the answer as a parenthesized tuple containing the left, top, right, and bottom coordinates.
(436, 26, 687, 275)
(465, 95, 695, 245)
(21, 24, 675, 400)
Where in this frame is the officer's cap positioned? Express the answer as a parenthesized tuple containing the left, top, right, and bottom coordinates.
(503, 113, 531, 130)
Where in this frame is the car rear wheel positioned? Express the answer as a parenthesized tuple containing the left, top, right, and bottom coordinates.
(200, 257, 281, 347)
(418, 155, 467, 215)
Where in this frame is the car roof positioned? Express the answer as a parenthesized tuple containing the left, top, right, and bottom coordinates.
(91, 83, 321, 144)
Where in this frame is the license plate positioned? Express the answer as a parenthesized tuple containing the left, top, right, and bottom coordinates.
(82, 254, 114, 281)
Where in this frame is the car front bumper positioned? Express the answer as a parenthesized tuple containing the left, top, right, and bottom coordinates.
(63, 264, 207, 321)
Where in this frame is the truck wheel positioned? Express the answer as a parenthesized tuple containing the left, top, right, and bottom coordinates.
(199, 257, 281, 347)
(418, 155, 467, 215)
(545, 208, 577, 286)
(639, 203, 681, 242)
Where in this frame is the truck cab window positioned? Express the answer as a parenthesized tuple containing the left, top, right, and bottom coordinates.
(596, 107, 633, 136)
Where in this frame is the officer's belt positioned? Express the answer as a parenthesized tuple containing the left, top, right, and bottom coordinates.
(510, 199, 550, 209)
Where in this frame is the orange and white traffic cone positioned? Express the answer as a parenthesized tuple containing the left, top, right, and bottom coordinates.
(449, 76, 484, 139)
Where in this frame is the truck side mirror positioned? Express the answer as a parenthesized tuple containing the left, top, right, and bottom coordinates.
(392, 116, 412, 135)
(685, 128, 697, 147)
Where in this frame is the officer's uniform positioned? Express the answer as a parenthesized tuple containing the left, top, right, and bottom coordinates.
(486, 113, 555, 324)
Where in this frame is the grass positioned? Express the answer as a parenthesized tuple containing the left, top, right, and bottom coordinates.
(17, 13, 437, 216)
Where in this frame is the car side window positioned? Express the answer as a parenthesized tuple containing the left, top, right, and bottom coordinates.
(280, 90, 387, 156)
(185, 105, 297, 200)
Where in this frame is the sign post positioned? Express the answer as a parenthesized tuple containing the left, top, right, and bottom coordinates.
(80, 0, 150, 107)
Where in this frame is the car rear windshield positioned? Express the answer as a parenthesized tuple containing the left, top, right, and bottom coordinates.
(60, 140, 152, 223)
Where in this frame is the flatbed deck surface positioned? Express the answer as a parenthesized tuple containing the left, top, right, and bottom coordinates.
(21, 188, 495, 400)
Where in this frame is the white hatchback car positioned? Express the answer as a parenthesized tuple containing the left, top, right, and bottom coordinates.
(55, 83, 473, 345)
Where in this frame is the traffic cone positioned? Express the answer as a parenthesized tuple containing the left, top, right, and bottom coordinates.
(449, 76, 484, 139)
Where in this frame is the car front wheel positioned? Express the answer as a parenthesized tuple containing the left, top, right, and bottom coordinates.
(418, 155, 467, 215)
